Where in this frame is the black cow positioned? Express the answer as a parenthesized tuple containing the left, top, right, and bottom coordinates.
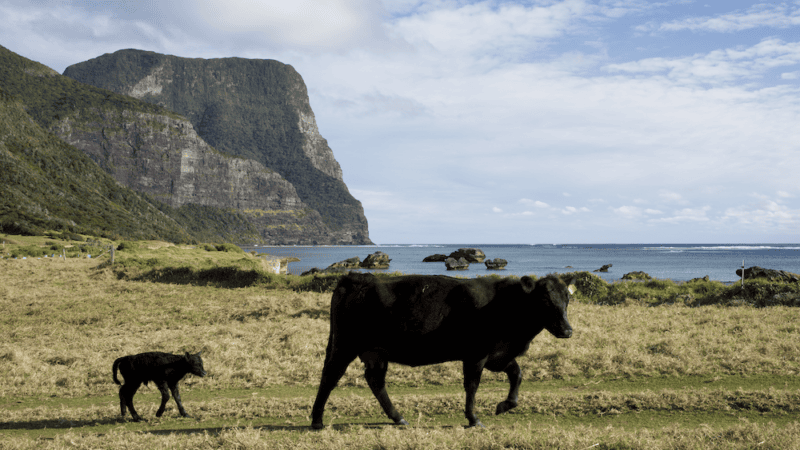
(112, 351, 206, 421)
(311, 273, 574, 429)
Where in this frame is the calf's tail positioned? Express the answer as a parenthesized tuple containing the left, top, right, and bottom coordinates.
(112, 357, 122, 385)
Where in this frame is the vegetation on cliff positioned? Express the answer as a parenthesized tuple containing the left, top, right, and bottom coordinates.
(0, 86, 192, 241)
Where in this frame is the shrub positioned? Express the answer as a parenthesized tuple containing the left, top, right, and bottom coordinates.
(622, 271, 652, 280)
(561, 271, 608, 303)
(116, 241, 139, 251)
(10, 245, 49, 258)
(215, 243, 244, 253)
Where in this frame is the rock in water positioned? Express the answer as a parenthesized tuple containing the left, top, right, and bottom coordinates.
(448, 248, 486, 263)
(327, 257, 361, 270)
(485, 259, 508, 270)
(594, 264, 612, 273)
(361, 252, 391, 269)
(445, 257, 470, 270)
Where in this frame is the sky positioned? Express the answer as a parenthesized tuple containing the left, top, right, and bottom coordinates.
(1, 0, 799, 244)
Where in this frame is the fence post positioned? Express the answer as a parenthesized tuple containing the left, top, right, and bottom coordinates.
(110, 245, 115, 264)
(741, 260, 744, 288)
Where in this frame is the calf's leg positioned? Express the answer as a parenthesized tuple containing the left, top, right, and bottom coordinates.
(462, 358, 488, 428)
(120, 381, 144, 422)
(495, 360, 522, 415)
(155, 381, 171, 417)
(362, 350, 408, 426)
(169, 383, 190, 417)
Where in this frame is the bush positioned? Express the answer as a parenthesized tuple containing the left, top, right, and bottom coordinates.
(561, 271, 608, 303)
(622, 271, 652, 280)
(116, 241, 139, 251)
(10, 245, 49, 258)
(215, 243, 244, 253)
(202, 244, 218, 252)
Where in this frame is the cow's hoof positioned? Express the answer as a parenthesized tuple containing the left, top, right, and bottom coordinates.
(495, 400, 517, 415)
(466, 420, 485, 429)
(311, 421, 324, 430)
(395, 418, 410, 426)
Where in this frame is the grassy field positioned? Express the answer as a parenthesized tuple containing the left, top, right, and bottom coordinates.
(1, 234, 799, 449)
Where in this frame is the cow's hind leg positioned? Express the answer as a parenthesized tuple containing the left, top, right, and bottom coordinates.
(311, 345, 357, 429)
(362, 350, 408, 426)
(493, 360, 522, 415)
(169, 382, 190, 417)
(155, 381, 171, 417)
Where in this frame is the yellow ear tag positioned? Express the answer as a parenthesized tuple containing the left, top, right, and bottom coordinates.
(568, 285, 576, 295)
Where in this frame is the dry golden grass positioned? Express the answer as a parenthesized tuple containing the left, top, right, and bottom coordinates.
(2, 244, 800, 449)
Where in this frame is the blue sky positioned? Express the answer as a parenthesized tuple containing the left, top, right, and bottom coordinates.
(2, 0, 799, 244)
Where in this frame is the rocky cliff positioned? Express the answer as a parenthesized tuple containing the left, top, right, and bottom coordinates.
(0, 44, 364, 244)
(50, 108, 339, 244)
(64, 49, 371, 244)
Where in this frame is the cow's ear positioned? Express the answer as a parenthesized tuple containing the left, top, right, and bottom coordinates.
(196, 350, 203, 357)
(521, 276, 535, 293)
(185, 352, 191, 358)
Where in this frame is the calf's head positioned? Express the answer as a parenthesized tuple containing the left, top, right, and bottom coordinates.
(185, 351, 207, 377)
(522, 275, 574, 339)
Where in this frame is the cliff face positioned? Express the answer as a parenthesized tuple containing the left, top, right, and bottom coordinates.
(64, 50, 371, 244)
(49, 108, 334, 244)
(0, 86, 192, 241)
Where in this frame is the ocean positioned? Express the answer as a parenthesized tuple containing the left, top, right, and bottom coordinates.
(244, 244, 800, 283)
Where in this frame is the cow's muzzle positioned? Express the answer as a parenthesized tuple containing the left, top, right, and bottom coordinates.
(555, 328, 573, 339)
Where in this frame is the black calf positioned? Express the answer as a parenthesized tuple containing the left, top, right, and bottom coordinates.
(112, 351, 206, 421)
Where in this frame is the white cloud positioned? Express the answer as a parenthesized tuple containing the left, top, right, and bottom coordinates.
(781, 71, 800, 79)
(644, 3, 800, 33)
(493, 206, 503, 213)
(652, 206, 712, 224)
(520, 199, 550, 208)
(612, 206, 642, 218)
(605, 38, 800, 85)
(723, 200, 800, 229)
(659, 190, 683, 203)
(390, 0, 590, 60)
(645, 209, 663, 215)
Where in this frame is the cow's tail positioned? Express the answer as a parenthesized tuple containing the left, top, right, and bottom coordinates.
(112, 357, 122, 385)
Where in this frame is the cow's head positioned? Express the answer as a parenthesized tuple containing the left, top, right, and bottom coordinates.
(185, 351, 207, 377)
(522, 275, 574, 339)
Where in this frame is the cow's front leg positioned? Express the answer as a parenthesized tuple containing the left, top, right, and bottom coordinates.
(155, 382, 171, 417)
(169, 383, 190, 417)
(462, 358, 487, 428)
(362, 350, 408, 426)
(495, 360, 521, 415)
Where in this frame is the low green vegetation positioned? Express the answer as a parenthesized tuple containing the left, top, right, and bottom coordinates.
(1, 234, 799, 449)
